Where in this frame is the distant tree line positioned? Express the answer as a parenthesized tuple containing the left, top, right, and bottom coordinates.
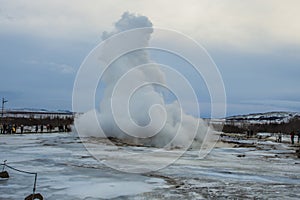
(1, 116, 73, 127)
(222, 116, 300, 134)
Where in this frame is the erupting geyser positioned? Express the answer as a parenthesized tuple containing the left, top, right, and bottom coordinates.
(74, 12, 222, 151)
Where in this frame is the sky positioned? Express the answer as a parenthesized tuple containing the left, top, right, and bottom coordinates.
(0, 0, 299, 117)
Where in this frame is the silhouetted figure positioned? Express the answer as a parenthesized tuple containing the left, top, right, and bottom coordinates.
(290, 131, 295, 144)
(3, 124, 7, 134)
(297, 131, 300, 143)
(58, 124, 64, 132)
(20, 125, 24, 134)
(40, 125, 43, 133)
(278, 132, 282, 143)
(7, 124, 12, 134)
(35, 125, 38, 133)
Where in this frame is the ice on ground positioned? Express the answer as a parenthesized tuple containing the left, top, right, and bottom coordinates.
(0, 133, 300, 199)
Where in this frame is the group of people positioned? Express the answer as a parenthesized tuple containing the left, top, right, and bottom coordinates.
(0, 124, 71, 134)
(273, 131, 299, 144)
(290, 131, 300, 144)
(35, 124, 51, 133)
(0, 124, 18, 134)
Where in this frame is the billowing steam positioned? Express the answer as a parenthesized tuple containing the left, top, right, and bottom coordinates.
(75, 12, 217, 149)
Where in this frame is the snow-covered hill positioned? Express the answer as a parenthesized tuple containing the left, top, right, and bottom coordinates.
(226, 111, 300, 124)
(7, 108, 72, 114)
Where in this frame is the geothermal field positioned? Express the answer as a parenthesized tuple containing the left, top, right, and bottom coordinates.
(0, 132, 299, 199)
(1, 3, 300, 200)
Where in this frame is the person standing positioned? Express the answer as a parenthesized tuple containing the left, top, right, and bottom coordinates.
(297, 131, 300, 143)
(278, 132, 282, 143)
(64, 124, 68, 132)
(12, 124, 16, 133)
(8, 124, 12, 134)
(290, 131, 295, 144)
(3, 124, 7, 134)
(35, 125, 38, 133)
(20, 124, 24, 134)
(40, 125, 43, 133)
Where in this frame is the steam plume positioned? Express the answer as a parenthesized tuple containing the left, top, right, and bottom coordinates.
(75, 12, 216, 149)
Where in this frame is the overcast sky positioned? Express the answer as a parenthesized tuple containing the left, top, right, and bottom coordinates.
(0, 0, 299, 117)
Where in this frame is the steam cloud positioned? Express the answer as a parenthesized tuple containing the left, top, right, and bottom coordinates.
(75, 12, 216, 149)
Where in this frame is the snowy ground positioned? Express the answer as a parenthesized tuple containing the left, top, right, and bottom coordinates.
(0, 133, 299, 199)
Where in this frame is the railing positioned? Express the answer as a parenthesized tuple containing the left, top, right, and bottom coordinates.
(0, 160, 43, 200)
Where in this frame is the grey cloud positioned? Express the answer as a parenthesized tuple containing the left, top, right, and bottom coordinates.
(23, 60, 75, 74)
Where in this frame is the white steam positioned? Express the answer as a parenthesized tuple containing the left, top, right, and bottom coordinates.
(75, 12, 217, 149)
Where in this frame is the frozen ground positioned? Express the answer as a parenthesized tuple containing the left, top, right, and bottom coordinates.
(0, 133, 299, 199)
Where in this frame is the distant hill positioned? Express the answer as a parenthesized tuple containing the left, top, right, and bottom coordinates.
(221, 111, 300, 134)
(226, 111, 300, 124)
(7, 108, 73, 114)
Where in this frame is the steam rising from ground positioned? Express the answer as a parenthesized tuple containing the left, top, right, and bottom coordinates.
(75, 12, 217, 149)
